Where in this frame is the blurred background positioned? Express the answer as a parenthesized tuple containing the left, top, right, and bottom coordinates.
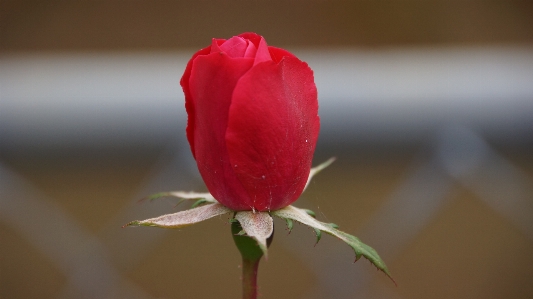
(1, 1, 533, 298)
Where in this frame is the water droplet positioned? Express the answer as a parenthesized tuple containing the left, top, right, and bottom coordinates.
(305, 139, 308, 143)
(261, 175, 266, 179)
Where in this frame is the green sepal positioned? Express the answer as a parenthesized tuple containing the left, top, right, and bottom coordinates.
(303, 157, 336, 191)
(191, 198, 209, 208)
(143, 192, 173, 202)
(327, 223, 339, 229)
(313, 227, 322, 245)
(285, 218, 294, 233)
(231, 221, 265, 261)
(123, 203, 231, 229)
(141, 191, 217, 206)
(234, 211, 274, 258)
(302, 209, 316, 218)
(272, 205, 395, 284)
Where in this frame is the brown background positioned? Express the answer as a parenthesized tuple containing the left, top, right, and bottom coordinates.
(2, 0, 533, 51)
(1, 1, 533, 299)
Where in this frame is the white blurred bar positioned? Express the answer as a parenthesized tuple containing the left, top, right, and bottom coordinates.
(1, 46, 532, 148)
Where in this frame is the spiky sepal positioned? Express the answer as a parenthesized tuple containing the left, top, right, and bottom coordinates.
(124, 158, 393, 283)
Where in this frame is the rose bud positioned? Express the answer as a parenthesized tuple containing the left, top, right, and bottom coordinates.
(180, 32, 319, 212)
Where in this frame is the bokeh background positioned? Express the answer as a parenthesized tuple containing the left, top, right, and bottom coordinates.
(1, 1, 533, 298)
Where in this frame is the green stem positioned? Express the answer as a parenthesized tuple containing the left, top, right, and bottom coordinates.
(242, 256, 260, 299)
(231, 220, 274, 299)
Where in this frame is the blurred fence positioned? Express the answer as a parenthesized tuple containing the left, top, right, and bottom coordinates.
(1, 48, 533, 298)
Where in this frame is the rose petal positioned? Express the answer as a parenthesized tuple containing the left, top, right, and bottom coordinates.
(226, 56, 320, 211)
(188, 52, 255, 210)
(210, 38, 225, 53)
(219, 36, 248, 58)
(180, 45, 211, 158)
(238, 32, 262, 48)
(253, 37, 272, 66)
(243, 41, 257, 58)
(268, 46, 297, 63)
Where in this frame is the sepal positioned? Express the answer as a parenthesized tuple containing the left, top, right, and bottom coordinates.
(234, 211, 274, 258)
(142, 191, 217, 204)
(303, 157, 336, 191)
(123, 203, 231, 228)
(272, 205, 394, 282)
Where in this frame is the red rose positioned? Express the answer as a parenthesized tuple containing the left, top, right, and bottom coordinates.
(180, 32, 319, 211)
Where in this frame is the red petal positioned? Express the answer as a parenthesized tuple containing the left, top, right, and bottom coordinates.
(219, 36, 248, 58)
(238, 32, 263, 48)
(226, 56, 320, 211)
(243, 41, 257, 58)
(253, 37, 272, 66)
(188, 52, 255, 210)
(268, 46, 297, 63)
(180, 45, 211, 158)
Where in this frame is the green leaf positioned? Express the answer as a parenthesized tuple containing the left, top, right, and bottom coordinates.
(272, 205, 394, 282)
(234, 211, 274, 258)
(123, 203, 231, 228)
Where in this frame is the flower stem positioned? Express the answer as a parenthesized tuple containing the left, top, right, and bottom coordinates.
(231, 220, 274, 299)
(241, 255, 260, 299)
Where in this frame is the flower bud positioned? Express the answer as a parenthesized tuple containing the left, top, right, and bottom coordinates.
(181, 32, 319, 211)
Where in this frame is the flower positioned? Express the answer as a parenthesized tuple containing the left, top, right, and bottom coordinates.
(125, 33, 393, 285)
(180, 32, 320, 212)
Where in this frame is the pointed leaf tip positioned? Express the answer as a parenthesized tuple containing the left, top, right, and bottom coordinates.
(122, 220, 140, 228)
